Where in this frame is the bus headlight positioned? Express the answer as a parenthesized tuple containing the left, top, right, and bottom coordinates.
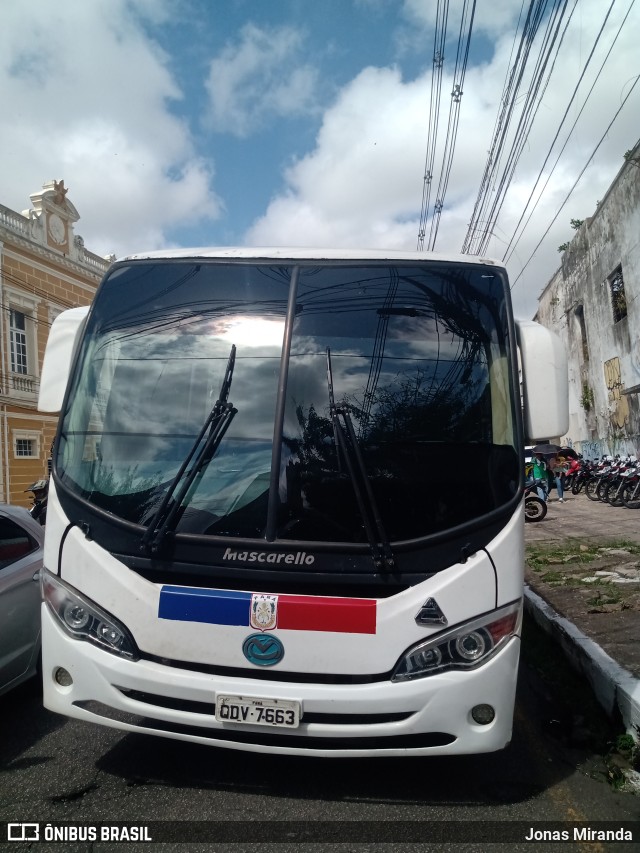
(391, 600, 521, 682)
(42, 569, 140, 660)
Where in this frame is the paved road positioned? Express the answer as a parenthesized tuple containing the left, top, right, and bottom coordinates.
(1, 665, 639, 853)
(525, 490, 640, 546)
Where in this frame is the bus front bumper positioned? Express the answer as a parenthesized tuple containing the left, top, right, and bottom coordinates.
(41, 604, 521, 758)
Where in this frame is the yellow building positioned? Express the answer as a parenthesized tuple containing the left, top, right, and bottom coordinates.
(0, 180, 111, 508)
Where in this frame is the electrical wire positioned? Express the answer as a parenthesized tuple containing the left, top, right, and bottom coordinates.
(427, 0, 477, 250)
(417, 0, 450, 251)
(510, 76, 640, 291)
(502, 0, 633, 265)
(474, 0, 572, 255)
(463, 0, 572, 255)
(461, 0, 545, 253)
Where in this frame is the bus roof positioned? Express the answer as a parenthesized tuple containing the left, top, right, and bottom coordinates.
(121, 246, 506, 268)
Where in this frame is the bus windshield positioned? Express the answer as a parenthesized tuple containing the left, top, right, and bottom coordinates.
(56, 259, 519, 549)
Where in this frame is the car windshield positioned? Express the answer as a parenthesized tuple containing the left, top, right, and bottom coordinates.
(56, 259, 519, 546)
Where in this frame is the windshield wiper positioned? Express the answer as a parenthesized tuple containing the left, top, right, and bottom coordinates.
(141, 345, 237, 555)
(326, 348, 395, 572)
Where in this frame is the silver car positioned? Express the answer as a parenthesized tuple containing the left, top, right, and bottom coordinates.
(0, 504, 44, 696)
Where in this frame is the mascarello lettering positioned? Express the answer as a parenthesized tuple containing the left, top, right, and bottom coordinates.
(223, 548, 314, 565)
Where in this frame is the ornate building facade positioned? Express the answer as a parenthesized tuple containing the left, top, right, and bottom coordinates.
(0, 181, 111, 507)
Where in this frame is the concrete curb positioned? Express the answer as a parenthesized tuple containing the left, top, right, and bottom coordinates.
(524, 585, 640, 737)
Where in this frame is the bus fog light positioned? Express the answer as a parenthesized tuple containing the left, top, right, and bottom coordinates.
(471, 704, 495, 725)
(54, 667, 73, 687)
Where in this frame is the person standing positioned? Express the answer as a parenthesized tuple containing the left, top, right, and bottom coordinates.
(550, 455, 568, 502)
(531, 454, 548, 501)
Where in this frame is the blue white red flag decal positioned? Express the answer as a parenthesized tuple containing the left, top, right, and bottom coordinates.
(158, 586, 376, 634)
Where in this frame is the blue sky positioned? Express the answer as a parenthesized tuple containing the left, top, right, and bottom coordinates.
(150, 0, 441, 244)
(2, 0, 639, 319)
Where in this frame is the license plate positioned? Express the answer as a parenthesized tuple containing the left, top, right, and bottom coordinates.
(215, 694, 301, 728)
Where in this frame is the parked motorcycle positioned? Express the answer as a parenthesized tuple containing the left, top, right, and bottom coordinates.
(585, 456, 617, 501)
(571, 458, 597, 494)
(560, 453, 640, 511)
(603, 459, 638, 506)
(524, 482, 547, 522)
(25, 478, 48, 525)
(563, 455, 582, 491)
(621, 469, 640, 509)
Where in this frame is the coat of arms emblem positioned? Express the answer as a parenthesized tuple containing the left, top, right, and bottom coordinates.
(250, 594, 278, 631)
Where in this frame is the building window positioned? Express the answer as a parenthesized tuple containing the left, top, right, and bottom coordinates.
(15, 439, 35, 457)
(5, 295, 38, 395)
(609, 266, 627, 323)
(13, 431, 40, 459)
(574, 304, 589, 362)
(10, 309, 28, 374)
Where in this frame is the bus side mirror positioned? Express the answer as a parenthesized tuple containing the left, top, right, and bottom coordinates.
(516, 319, 569, 443)
(38, 306, 90, 412)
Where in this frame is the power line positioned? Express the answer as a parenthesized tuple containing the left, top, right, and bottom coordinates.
(427, 0, 477, 250)
(417, 0, 450, 251)
(502, 0, 633, 265)
(474, 0, 572, 255)
(510, 78, 640, 291)
(0, 269, 87, 313)
(461, 0, 545, 253)
(462, 0, 572, 255)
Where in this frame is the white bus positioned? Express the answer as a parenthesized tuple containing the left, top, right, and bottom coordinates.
(38, 249, 567, 757)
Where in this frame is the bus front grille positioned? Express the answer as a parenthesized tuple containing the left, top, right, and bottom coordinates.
(73, 699, 454, 750)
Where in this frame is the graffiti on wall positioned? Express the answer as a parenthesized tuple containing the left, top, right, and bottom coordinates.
(580, 439, 604, 460)
(603, 356, 630, 432)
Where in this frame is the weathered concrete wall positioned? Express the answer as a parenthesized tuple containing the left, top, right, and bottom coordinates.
(535, 144, 640, 459)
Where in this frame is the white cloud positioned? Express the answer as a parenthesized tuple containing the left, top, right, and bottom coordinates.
(245, 0, 640, 321)
(2, 0, 638, 323)
(401, 0, 523, 38)
(205, 23, 319, 137)
(0, 0, 220, 258)
(246, 66, 427, 245)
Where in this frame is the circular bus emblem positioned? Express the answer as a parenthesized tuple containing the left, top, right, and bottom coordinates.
(243, 633, 285, 667)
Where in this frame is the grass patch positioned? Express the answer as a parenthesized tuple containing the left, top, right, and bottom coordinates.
(541, 574, 587, 588)
(527, 540, 640, 602)
(526, 544, 597, 572)
(605, 732, 640, 787)
(586, 591, 623, 607)
(539, 571, 565, 584)
(526, 540, 640, 573)
(614, 733, 638, 761)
